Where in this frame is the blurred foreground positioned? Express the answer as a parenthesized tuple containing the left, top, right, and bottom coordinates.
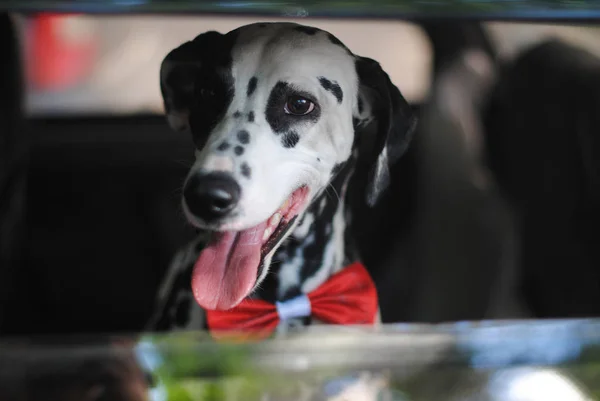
(2, 320, 600, 401)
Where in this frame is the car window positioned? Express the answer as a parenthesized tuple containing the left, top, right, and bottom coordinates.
(19, 15, 432, 116)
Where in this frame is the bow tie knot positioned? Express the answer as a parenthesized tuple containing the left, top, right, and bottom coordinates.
(206, 262, 378, 340)
(275, 295, 312, 321)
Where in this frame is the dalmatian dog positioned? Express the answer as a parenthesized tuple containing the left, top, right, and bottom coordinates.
(147, 22, 416, 333)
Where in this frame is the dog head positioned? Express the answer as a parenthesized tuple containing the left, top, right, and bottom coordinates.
(160, 22, 415, 310)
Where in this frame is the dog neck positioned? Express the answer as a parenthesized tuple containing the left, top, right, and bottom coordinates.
(254, 151, 359, 304)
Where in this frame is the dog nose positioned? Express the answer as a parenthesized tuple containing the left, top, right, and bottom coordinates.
(183, 172, 241, 221)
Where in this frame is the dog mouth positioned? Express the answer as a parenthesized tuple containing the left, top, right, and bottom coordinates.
(191, 186, 310, 311)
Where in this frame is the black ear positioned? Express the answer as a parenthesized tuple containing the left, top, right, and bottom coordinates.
(159, 31, 227, 133)
(355, 57, 417, 207)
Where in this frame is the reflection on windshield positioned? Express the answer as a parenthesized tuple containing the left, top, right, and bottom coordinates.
(488, 368, 590, 401)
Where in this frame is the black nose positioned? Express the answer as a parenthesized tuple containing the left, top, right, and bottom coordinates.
(183, 172, 241, 222)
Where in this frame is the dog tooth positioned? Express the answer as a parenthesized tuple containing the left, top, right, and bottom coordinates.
(280, 199, 290, 210)
(263, 227, 273, 241)
(269, 212, 282, 228)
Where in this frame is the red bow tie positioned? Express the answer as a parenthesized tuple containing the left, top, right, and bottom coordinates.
(206, 262, 378, 341)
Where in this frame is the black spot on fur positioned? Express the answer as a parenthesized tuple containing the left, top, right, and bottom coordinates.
(266, 82, 291, 133)
(282, 131, 300, 148)
(327, 33, 352, 55)
(233, 111, 242, 118)
(295, 26, 318, 35)
(248, 111, 255, 122)
(237, 130, 250, 144)
(265, 81, 321, 134)
(318, 77, 343, 104)
(218, 141, 230, 151)
(258, 23, 267, 28)
(327, 32, 344, 48)
(357, 95, 364, 114)
(247, 77, 258, 97)
(241, 162, 251, 178)
(234, 146, 244, 155)
(331, 162, 344, 177)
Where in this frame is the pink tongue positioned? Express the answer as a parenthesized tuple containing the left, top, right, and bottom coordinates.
(191, 221, 268, 310)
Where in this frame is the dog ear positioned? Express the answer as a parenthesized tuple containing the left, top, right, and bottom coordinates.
(354, 57, 417, 207)
(159, 31, 224, 133)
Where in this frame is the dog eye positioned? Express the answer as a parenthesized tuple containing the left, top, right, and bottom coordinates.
(284, 96, 315, 116)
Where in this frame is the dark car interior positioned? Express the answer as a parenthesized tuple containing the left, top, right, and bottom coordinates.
(1, 11, 600, 339)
